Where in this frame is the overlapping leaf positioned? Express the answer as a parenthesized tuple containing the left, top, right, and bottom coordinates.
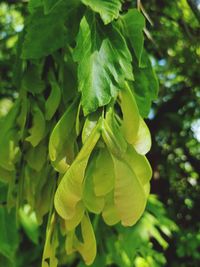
(26, 106, 46, 147)
(0, 208, 19, 261)
(49, 100, 78, 173)
(45, 78, 61, 121)
(66, 213, 96, 265)
(132, 50, 159, 118)
(81, 0, 122, 24)
(54, 119, 102, 220)
(22, 2, 70, 59)
(113, 156, 147, 226)
(83, 157, 105, 214)
(120, 83, 140, 144)
(122, 9, 145, 65)
(74, 12, 133, 115)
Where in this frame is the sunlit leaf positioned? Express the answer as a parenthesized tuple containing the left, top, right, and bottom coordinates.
(125, 145, 152, 186)
(19, 205, 39, 244)
(54, 119, 102, 219)
(66, 214, 96, 265)
(120, 83, 140, 145)
(113, 156, 146, 226)
(76, 213, 97, 265)
(102, 191, 120, 225)
(49, 100, 77, 172)
(81, 0, 122, 24)
(82, 112, 99, 144)
(83, 158, 105, 214)
(65, 201, 85, 231)
(133, 117, 151, 155)
(93, 148, 114, 196)
(102, 107, 127, 158)
(74, 12, 133, 114)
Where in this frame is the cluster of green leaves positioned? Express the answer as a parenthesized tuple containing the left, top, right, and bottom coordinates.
(0, 0, 159, 266)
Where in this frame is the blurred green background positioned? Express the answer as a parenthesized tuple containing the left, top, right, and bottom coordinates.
(0, 0, 199, 266)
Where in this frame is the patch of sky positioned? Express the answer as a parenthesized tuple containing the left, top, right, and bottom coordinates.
(191, 119, 200, 142)
(158, 59, 166, 66)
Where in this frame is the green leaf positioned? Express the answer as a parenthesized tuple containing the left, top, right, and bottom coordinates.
(83, 157, 105, 214)
(76, 213, 97, 265)
(102, 107, 127, 158)
(120, 84, 152, 154)
(26, 106, 46, 147)
(113, 157, 147, 226)
(19, 205, 39, 244)
(34, 169, 55, 224)
(43, 0, 80, 14)
(49, 100, 78, 173)
(65, 201, 85, 231)
(102, 190, 120, 226)
(0, 101, 19, 137)
(28, 0, 43, 13)
(93, 148, 114, 196)
(43, 0, 63, 13)
(0, 208, 19, 261)
(133, 117, 151, 155)
(0, 99, 13, 118)
(42, 213, 58, 267)
(74, 13, 133, 115)
(54, 119, 102, 220)
(26, 142, 47, 171)
(45, 79, 61, 121)
(125, 146, 152, 186)
(81, 0, 122, 24)
(22, 4, 68, 59)
(0, 167, 13, 184)
(82, 112, 99, 144)
(22, 64, 45, 94)
(132, 50, 159, 118)
(0, 130, 20, 171)
(143, 182, 150, 197)
(66, 214, 97, 265)
(0, 103, 20, 171)
(122, 9, 145, 65)
(120, 83, 140, 145)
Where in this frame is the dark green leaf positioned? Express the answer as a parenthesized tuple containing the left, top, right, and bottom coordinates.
(22, 64, 45, 94)
(0, 208, 18, 261)
(43, 0, 63, 13)
(122, 9, 145, 65)
(28, 0, 43, 13)
(132, 50, 159, 117)
(22, 4, 69, 59)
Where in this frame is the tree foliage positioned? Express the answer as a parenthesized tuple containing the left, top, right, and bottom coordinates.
(0, 0, 199, 267)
